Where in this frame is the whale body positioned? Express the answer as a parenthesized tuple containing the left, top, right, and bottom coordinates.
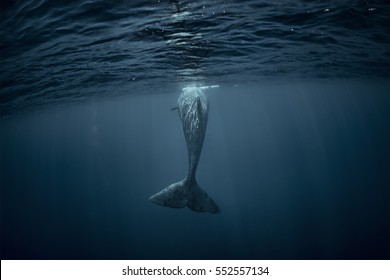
(149, 86, 220, 214)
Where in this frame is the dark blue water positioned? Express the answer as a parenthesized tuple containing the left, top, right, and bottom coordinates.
(1, 0, 390, 116)
(1, 0, 390, 259)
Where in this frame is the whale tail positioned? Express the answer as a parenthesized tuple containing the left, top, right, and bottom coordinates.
(149, 179, 220, 214)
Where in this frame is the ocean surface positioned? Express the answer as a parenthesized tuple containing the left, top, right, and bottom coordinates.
(1, 0, 389, 259)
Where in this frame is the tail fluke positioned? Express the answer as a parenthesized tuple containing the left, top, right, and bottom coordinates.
(149, 179, 220, 214)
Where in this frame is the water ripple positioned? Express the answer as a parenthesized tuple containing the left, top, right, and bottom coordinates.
(1, 0, 389, 117)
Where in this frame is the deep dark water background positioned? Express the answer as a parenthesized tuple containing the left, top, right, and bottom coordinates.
(1, 0, 390, 259)
(1, 82, 390, 259)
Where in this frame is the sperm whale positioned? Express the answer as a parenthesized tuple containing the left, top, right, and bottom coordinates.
(149, 86, 220, 214)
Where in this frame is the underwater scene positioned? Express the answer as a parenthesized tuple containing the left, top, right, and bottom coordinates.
(1, 0, 389, 259)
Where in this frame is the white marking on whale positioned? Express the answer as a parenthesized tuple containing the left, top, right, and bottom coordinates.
(149, 85, 220, 214)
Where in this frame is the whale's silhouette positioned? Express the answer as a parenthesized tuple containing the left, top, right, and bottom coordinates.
(149, 86, 220, 213)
